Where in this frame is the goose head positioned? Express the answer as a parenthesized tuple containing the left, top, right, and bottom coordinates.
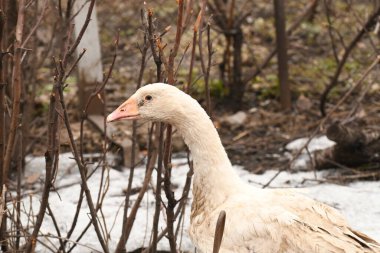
(108, 83, 236, 182)
(107, 83, 200, 126)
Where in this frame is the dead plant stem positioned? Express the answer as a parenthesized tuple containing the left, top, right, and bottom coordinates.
(115, 14, 149, 251)
(3, 0, 25, 184)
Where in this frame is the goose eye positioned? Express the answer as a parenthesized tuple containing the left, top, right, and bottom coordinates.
(145, 95, 152, 101)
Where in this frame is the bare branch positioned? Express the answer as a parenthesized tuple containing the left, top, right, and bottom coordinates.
(320, 4, 380, 116)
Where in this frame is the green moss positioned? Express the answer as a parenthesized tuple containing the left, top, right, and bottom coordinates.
(192, 78, 227, 99)
(301, 22, 322, 36)
(344, 60, 360, 73)
(64, 76, 77, 90)
(251, 74, 280, 100)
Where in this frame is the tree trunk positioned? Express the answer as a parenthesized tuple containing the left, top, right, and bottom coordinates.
(73, 0, 103, 115)
(273, 0, 291, 110)
(231, 28, 244, 107)
(225, 28, 244, 110)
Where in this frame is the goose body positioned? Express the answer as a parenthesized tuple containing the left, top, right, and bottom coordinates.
(107, 83, 380, 253)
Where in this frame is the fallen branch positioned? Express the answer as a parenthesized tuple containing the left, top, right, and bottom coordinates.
(313, 121, 380, 169)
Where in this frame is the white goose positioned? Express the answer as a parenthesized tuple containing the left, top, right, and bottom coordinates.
(107, 83, 380, 253)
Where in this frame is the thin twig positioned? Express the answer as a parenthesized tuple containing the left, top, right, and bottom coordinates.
(205, 23, 212, 116)
(15, 130, 22, 250)
(63, 0, 95, 65)
(162, 124, 177, 253)
(114, 125, 157, 253)
(323, 0, 340, 64)
(46, 203, 66, 253)
(21, 0, 49, 48)
(151, 123, 165, 253)
(198, 0, 207, 77)
(61, 31, 118, 249)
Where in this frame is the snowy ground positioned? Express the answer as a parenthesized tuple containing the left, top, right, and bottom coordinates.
(19, 136, 380, 252)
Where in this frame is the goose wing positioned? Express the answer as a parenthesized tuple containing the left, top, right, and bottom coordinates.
(211, 190, 380, 253)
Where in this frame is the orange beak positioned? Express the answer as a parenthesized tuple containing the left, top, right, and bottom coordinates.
(107, 97, 140, 122)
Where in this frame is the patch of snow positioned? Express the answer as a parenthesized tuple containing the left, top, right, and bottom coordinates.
(17, 153, 380, 252)
(285, 135, 336, 170)
(222, 111, 248, 126)
(286, 135, 336, 152)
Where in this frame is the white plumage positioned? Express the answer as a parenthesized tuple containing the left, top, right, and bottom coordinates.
(107, 83, 380, 253)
